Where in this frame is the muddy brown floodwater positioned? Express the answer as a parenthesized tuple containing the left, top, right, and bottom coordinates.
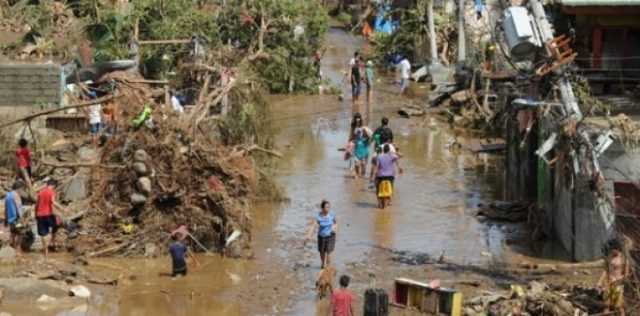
(0, 27, 576, 316)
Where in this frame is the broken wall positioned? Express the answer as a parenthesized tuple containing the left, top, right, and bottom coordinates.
(507, 111, 614, 261)
(0, 63, 63, 107)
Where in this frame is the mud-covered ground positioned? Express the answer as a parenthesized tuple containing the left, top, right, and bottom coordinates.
(0, 27, 600, 316)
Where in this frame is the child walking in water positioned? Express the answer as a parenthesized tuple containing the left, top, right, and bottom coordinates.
(169, 232, 199, 278)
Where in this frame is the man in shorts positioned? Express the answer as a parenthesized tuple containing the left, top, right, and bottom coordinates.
(350, 56, 362, 106)
(4, 180, 25, 255)
(398, 57, 411, 96)
(85, 90, 102, 147)
(35, 178, 66, 258)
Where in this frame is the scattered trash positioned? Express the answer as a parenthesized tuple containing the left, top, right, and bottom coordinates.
(69, 285, 91, 298)
(475, 201, 529, 222)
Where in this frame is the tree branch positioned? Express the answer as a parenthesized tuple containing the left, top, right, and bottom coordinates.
(0, 94, 117, 129)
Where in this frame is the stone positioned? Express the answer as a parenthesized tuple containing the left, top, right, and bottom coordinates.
(76, 146, 98, 162)
(137, 177, 152, 195)
(0, 278, 69, 300)
(130, 193, 147, 205)
(36, 294, 56, 303)
(69, 285, 91, 298)
(0, 246, 17, 259)
(144, 243, 157, 257)
(62, 171, 87, 202)
(133, 149, 148, 162)
(132, 162, 148, 176)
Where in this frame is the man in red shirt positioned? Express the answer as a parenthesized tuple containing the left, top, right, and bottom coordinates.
(15, 138, 33, 194)
(331, 275, 354, 316)
(35, 178, 66, 257)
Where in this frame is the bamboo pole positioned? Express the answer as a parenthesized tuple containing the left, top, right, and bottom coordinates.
(0, 94, 116, 129)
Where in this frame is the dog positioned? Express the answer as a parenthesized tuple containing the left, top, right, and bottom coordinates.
(315, 265, 336, 299)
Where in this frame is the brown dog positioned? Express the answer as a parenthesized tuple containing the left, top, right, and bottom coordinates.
(315, 265, 336, 299)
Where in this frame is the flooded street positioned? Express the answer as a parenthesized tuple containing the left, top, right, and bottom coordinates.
(0, 27, 552, 316)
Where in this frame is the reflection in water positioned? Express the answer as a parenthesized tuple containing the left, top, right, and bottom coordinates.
(374, 210, 394, 249)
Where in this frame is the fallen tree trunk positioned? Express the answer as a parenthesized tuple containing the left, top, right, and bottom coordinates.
(0, 94, 117, 129)
(40, 159, 124, 169)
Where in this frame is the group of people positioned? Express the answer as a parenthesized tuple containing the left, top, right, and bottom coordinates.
(348, 51, 374, 106)
(5, 140, 68, 258)
(346, 115, 402, 208)
(302, 113, 403, 314)
(347, 50, 412, 107)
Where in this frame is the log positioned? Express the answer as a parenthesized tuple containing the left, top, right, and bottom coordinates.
(246, 145, 283, 157)
(88, 242, 129, 257)
(516, 260, 603, 270)
(88, 277, 119, 286)
(0, 94, 117, 128)
(39, 159, 124, 169)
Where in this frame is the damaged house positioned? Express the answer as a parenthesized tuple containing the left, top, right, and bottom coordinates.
(561, 0, 640, 99)
(500, 1, 634, 262)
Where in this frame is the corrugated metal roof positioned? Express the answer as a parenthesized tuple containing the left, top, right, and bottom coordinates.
(562, 0, 640, 6)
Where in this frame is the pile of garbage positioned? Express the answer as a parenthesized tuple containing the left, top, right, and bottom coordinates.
(465, 281, 603, 316)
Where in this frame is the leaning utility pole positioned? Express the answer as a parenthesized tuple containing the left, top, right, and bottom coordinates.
(427, 0, 440, 65)
(529, 0, 581, 119)
(457, 0, 466, 66)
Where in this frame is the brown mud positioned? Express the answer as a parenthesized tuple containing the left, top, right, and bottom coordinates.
(0, 27, 597, 316)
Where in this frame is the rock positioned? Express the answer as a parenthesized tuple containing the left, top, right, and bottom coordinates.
(0, 246, 17, 259)
(528, 280, 546, 296)
(36, 294, 56, 303)
(130, 193, 147, 205)
(62, 171, 87, 202)
(137, 177, 152, 195)
(76, 146, 98, 162)
(132, 162, 148, 176)
(69, 285, 91, 298)
(0, 278, 69, 300)
(133, 149, 148, 162)
(144, 243, 157, 257)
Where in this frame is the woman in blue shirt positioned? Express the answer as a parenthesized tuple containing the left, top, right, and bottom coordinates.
(306, 200, 338, 269)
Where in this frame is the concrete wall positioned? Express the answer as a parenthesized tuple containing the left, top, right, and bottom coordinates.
(506, 110, 538, 202)
(0, 63, 63, 107)
(507, 112, 615, 261)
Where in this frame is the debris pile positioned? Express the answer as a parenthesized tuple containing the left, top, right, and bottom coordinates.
(58, 79, 265, 258)
(465, 281, 603, 316)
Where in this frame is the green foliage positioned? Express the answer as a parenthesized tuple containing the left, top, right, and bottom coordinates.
(83, 0, 221, 78)
(336, 12, 354, 27)
(219, 0, 328, 93)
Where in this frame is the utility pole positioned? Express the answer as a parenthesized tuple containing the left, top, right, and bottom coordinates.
(427, 0, 440, 66)
(457, 0, 466, 67)
(529, 0, 581, 119)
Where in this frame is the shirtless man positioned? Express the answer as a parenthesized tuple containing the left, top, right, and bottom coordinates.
(597, 238, 629, 316)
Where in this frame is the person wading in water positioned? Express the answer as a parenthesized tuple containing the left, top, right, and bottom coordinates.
(305, 200, 338, 268)
(371, 144, 403, 209)
(349, 113, 372, 179)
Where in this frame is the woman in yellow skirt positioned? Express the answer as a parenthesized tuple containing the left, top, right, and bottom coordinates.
(370, 144, 403, 209)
